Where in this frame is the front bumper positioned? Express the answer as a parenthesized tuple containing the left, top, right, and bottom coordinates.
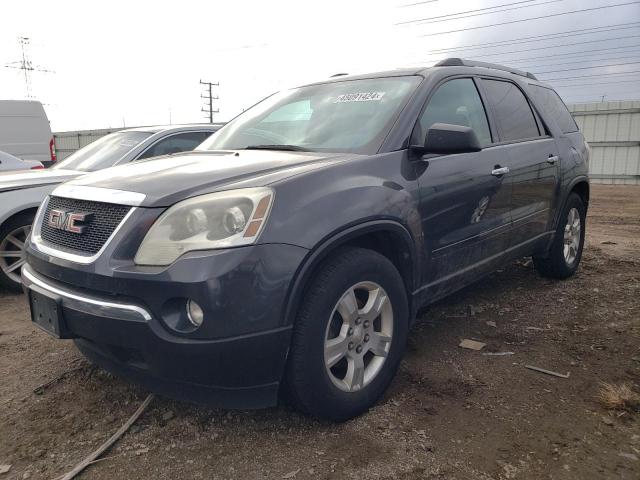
(22, 242, 308, 408)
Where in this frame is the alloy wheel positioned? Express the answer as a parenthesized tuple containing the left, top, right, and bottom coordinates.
(563, 207, 581, 266)
(324, 281, 394, 392)
(0, 225, 31, 284)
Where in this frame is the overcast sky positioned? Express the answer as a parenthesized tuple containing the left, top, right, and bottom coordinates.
(1, 0, 639, 131)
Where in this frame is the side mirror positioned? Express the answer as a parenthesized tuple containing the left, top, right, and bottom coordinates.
(411, 123, 482, 155)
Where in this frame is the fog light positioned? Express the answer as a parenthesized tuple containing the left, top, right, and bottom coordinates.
(186, 299, 204, 327)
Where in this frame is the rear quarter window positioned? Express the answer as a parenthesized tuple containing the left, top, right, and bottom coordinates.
(529, 85, 579, 134)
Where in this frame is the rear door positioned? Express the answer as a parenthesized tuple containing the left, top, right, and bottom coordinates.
(479, 78, 560, 248)
(414, 77, 512, 291)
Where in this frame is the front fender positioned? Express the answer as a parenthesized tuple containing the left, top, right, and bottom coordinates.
(260, 152, 422, 326)
(260, 152, 421, 250)
(0, 185, 55, 227)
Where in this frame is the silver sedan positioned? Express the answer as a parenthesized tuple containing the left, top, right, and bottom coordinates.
(0, 124, 222, 291)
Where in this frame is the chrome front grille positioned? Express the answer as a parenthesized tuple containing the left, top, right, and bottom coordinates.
(39, 196, 131, 256)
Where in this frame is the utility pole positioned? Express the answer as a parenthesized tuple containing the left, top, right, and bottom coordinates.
(4, 37, 54, 98)
(200, 79, 219, 123)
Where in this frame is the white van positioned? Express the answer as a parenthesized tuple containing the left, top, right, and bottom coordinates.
(0, 100, 55, 166)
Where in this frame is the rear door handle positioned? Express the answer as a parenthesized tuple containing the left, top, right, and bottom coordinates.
(547, 155, 559, 164)
(491, 166, 510, 176)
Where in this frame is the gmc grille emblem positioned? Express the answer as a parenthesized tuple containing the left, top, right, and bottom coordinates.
(47, 209, 93, 234)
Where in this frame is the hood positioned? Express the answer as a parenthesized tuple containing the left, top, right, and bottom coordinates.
(65, 150, 357, 207)
(0, 168, 83, 193)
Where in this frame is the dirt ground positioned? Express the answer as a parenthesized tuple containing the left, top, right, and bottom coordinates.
(1, 184, 638, 480)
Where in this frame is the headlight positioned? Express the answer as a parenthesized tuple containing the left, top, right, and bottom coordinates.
(134, 187, 274, 266)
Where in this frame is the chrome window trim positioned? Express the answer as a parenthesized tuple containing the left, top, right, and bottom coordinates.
(22, 265, 151, 322)
(51, 185, 146, 207)
(31, 196, 137, 264)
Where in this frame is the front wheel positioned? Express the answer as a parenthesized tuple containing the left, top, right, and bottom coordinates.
(284, 248, 408, 421)
(533, 193, 586, 279)
(0, 213, 34, 292)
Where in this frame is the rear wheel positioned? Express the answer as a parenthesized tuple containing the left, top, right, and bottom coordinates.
(284, 248, 408, 421)
(0, 213, 34, 293)
(533, 193, 586, 279)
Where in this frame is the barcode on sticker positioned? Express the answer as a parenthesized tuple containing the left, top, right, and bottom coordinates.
(334, 92, 385, 103)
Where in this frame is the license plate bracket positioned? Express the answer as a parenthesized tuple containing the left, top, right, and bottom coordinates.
(29, 290, 72, 338)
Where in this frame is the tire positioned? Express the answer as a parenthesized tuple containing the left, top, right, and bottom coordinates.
(284, 247, 409, 422)
(533, 193, 586, 279)
(0, 212, 34, 293)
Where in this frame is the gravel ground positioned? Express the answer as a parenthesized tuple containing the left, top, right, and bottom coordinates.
(0, 184, 638, 480)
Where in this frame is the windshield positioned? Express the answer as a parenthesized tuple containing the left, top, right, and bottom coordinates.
(198, 76, 422, 154)
(52, 131, 153, 172)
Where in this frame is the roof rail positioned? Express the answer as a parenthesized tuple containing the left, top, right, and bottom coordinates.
(434, 58, 537, 80)
(330, 73, 349, 77)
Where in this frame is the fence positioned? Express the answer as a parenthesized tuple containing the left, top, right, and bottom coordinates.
(53, 128, 122, 161)
(567, 101, 640, 185)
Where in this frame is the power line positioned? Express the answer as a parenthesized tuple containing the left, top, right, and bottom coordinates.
(541, 70, 640, 82)
(411, 42, 640, 66)
(489, 44, 640, 64)
(417, 1, 640, 37)
(422, 22, 640, 54)
(564, 96, 639, 102)
(552, 73, 640, 82)
(398, 0, 438, 7)
(515, 54, 640, 71)
(468, 34, 640, 59)
(398, 0, 562, 26)
(540, 70, 640, 81)
(535, 61, 640, 75)
(553, 79, 640, 87)
(510, 47, 640, 65)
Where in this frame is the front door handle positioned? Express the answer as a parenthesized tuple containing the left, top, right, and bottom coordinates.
(547, 155, 559, 164)
(491, 166, 510, 176)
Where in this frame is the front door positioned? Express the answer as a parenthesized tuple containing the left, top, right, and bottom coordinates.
(413, 77, 512, 299)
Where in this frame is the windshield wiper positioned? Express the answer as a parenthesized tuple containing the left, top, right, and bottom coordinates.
(244, 144, 310, 152)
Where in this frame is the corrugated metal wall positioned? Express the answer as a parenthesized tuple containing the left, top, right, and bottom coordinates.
(53, 128, 121, 160)
(568, 101, 640, 185)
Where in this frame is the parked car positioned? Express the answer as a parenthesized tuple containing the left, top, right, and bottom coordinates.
(23, 59, 589, 421)
(0, 124, 221, 291)
(0, 100, 56, 166)
(0, 150, 44, 172)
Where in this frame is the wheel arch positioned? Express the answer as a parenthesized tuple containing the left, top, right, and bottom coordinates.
(570, 178, 589, 207)
(283, 220, 419, 329)
(553, 176, 589, 229)
(0, 206, 39, 233)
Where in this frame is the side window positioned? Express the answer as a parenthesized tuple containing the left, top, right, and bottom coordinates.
(482, 79, 540, 142)
(136, 131, 212, 160)
(415, 78, 492, 147)
(529, 85, 578, 134)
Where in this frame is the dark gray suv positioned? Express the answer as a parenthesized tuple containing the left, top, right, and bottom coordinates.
(23, 59, 589, 421)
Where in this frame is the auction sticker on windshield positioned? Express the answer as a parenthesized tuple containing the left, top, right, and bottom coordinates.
(334, 92, 385, 103)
